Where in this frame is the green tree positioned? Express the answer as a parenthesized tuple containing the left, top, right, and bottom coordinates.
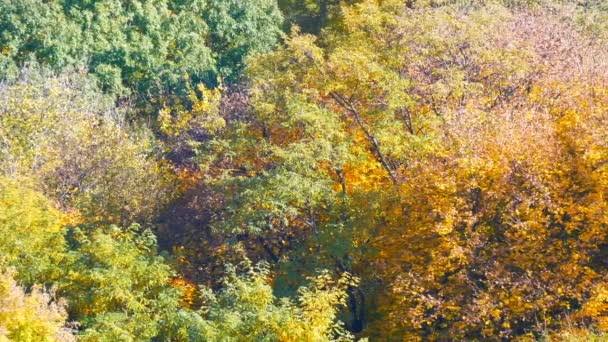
(62, 224, 183, 341)
(0, 0, 283, 104)
(0, 0, 212, 99)
(192, 263, 356, 341)
(200, 0, 283, 82)
(278, 0, 358, 33)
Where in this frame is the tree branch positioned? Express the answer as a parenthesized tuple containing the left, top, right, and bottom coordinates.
(330, 91, 399, 184)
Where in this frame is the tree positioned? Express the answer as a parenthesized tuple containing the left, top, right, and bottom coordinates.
(278, 0, 359, 34)
(61, 224, 183, 340)
(0, 177, 67, 285)
(0, 0, 212, 99)
(0, 269, 73, 342)
(192, 263, 357, 341)
(201, 0, 283, 82)
(214, 0, 608, 338)
(0, 0, 283, 106)
(0, 70, 174, 226)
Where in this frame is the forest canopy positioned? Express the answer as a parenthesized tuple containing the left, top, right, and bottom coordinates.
(2, 0, 608, 341)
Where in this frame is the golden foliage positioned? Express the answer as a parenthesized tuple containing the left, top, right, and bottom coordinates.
(0, 270, 73, 342)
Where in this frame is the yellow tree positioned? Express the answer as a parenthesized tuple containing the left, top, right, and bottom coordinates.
(0, 270, 73, 342)
(241, 0, 608, 338)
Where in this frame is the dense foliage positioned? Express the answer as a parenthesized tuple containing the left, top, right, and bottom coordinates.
(0, 0, 282, 100)
(2, 0, 608, 340)
(0, 269, 73, 342)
